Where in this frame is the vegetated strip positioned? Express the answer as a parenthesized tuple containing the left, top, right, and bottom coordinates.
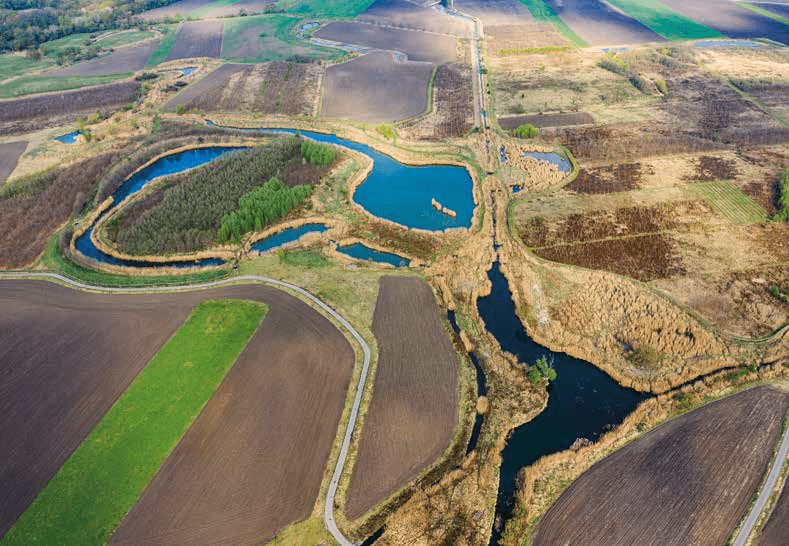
(518, 0, 588, 46)
(1, 299, 266, 546)
(736, 2, 789, 26)
(689, 180, 768, 224)
(604, 0, 723, 40)
(146, 24, 177, 67)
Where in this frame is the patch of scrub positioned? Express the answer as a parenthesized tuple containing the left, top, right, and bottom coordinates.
(337, 243, 410, 267)
(251, 223, 328, 253)
(523, 151, 572, 172)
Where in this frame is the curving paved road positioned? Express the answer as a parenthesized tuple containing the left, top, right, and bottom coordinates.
(0, 272, 368, 546)
(732, 413, 789, 546)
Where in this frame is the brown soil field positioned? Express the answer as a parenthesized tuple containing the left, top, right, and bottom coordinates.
(357, 0, 469, 36)
(757, 468, 789, 545)
(321, 51, 434, 123)
(0, 141, 26, 184)
(315, 22, 457, 64)
(660, 0, 789, 44)
(345, 277, 460, 520)
(45, 40, 160, 76)
(0, 81, 141, 136)
(0, 280, 353, 543)
(565, 162, 648, 194)
(165, 62, 321, 116)
(531, 386, 789, 546)
(0, 150, 125, 268)
(454, 0, 534, 26)
(166, 20, 224, 61)
(486, 22, 569, 51)
(499, 112, 594, 130)
(543, 0, 662, 45)
(141, 0, 275, 20)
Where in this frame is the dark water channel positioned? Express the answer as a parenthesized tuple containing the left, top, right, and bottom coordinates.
(477, 261, 649, 544)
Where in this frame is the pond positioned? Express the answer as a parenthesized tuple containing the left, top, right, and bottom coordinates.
(250, 223, 329, 254)
(337, 243, 410, 267)
(695, 40, 764, 47)
(477, 261, 649, 544)
(54, 130, 81, 144)
(179, 66, 197, 78)
(522, 151, 572, 173)
(75, 146, 248, 268)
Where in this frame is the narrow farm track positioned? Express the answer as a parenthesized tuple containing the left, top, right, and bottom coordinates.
(0, 272, 367, 546)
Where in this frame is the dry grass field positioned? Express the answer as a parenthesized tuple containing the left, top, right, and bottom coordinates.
(166, 20, 224, 61)
(356, 0, 468, 35)
(0, 141, 26, 184)
(486, 22, 568, 52)
(542, 0, 661, 45)
(659, 0, 789, 44)
(757, 474, 789, 545)
(0, 281, 353, 543)
(45, 41, 160, 77)
(499, 112, 594, 129)
(0, 80, 140, 136)
(345, 277, 459, 520)
(321, 52, 434, 123)
(532, 386, 789, 546)
(165, 62, 321, 116)
(315, 22, 457, 64)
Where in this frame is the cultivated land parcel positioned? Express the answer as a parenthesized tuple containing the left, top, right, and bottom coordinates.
(0, 0, 788, 544)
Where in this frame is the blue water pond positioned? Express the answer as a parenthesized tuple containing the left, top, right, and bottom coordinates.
(695, 40, 764, 47)
(337, 243, 410, 267)
(250, 223, 329, 253)
(523, 151, 572, 173)
(54, 130, 81, 144)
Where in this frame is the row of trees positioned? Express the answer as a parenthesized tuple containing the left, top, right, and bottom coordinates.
(219, 179, 311, 243)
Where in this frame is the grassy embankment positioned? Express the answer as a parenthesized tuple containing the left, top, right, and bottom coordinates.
(146, 24, 178, 67)
(1, 299, 266, 546)
(605, 0, 723, 40)
(518, 0, 587, 47)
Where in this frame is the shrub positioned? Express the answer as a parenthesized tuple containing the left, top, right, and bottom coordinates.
(513, 124, 538, 139)
(376, 124, 396, 140)
(301, 140, 335, 166)
(597, 57, 628, 75)
(626, 345, 663, 370)
(655, 78, 667, 94)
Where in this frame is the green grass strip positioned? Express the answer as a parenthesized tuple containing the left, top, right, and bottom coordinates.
(689, 180, 768, 223)
(147, 25, 178, 67)
(274, 0, 375, 18)
(518, 0, 588, 46)
(41, 235, 230, 287)
(1, 299, 267, 546)
(735, 1, 789, 27)
(0, 73, 130, 98)
(605, 0, 723, 40)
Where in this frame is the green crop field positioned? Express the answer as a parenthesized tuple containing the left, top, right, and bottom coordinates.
(94, 30, 158, 49)
(273, 0, 375, 18)
(605, 0, 723, 40)
(689, 180, 768, 224)
(518, 0, 588, 46)
(147, 24, 178, 67)
(0, 73, 130, 98)
(1, 299, 266, 546)
(0, 54, 51, 82)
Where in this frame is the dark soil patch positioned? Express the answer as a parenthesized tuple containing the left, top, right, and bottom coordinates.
(742, 176, 781, 216)
(753, 2, 789, 18)
(0, 81, 141, 136)
(0, 141, 26, 184)
(758, 459, 789, 545)
(532, 386, 789, 546)
(345, 277, 459, 520)
(499, 112, 594, 130)
(315, 21, 456, 64)
(165, 62, 319, 116)
(534, 233, 686, 281)
(453, 0, 535, 26)
(433, 63, 474, 138)
(0, 281, 353, 543)
(565, 162, 645, 194)
(45, 41, 159, 76)
(683, 155, 740, 181)
(166, 20, 224, 61)
(357, 0, 468, 35)
(542, 0, 662, 45)
(321, 51, 434, 123)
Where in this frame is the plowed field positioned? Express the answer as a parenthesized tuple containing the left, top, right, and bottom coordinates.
(345, 276, 459, 520)
(532, 386, 789, 546)
(0, 140, 26, 184)
(542, 0, 661, 45)
(45, 41, 159, 76)
(0, 281, 354, 543)
(757, 472, 789, 545)
(659, 0, 789, 44)
(166, 20, 224, 61)
(357, 0, 468, 35)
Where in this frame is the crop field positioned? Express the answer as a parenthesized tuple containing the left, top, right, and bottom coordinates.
(758, 473, 789, 545)
(454, 0, 535, 26)
(357, 0, 468, 36)
(752, 2, 789, 19)
(222, 15, 342, 62)
(166, 20, 224, 61)
(315, 22, 457, 64)
(688, 180, 768, 223)
(0, 281, 354, 543)
(0, 81, 140, 136)
(0, 141, 26, 184)
(541, 0, 662, 45)
(486, 22, 569, 52)
(166, 61, 321, 116)
(321, 51, 434, 123)
(657, 0, 789, 44)
(140, 0, 277, 20)
(531, 386, 789, 545)
(600, 0, 721, 40)
(345, 277, 459, 520)
(45, 41, 160, 77)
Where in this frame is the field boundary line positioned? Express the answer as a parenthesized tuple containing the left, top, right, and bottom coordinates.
(0, 271, 367, 546)
(732, 411, 789, 545)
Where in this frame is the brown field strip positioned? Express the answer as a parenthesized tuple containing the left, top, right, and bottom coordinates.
(532, 386, 789, 546)
(45, 41, 160, 77)
(166, 20, 224, 61)
(357, 0, 469, 36)
(0, 141, 26, 184)
(0, 281, 353, 543)
(345, 276, 460, 520)
(499, 112, 594, 130)
(659, 0, 789, 44)
(543, 0, 662, 45)
(757, 471, 789, 545)
(141, 0, 275, 20)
